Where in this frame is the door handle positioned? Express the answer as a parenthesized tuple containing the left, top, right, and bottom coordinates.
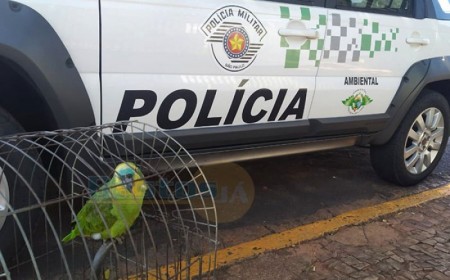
(278, 28, 319, 39)
(406, 37, 430, 46)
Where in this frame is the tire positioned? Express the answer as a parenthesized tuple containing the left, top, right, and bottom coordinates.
(371, 90, 450, 186)
(0, 107, 44, 262)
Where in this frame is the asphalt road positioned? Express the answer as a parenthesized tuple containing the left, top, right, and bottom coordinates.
(214, 142, 450, 249)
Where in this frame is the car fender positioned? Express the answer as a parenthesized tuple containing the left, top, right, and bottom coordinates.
(0, 1, 95, 129)
(371, 56, 450, 145)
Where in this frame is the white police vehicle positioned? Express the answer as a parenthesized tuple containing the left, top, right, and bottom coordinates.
(2, 0, 450, 264)
(0, 0, 449, 239)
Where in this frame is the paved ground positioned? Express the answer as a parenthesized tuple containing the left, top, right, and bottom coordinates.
(202, 143, 450, 279)
(216, 146, 450, 249)
(216, 195, 450, 279)
(8, 143, 449, 279)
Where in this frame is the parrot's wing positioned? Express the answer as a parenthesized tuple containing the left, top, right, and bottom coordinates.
(74, 182, 118, 236)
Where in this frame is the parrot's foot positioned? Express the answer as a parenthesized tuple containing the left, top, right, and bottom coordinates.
(114, 236, 125, 245)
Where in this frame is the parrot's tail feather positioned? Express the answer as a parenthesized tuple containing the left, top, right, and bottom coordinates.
(62, 229, 78, 244)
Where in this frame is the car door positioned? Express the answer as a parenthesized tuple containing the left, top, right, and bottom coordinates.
(311, 0, 435, 119)
(100, 0, 327, 149)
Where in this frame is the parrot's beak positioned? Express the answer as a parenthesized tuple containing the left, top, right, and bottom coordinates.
(121, 176, 134, 192)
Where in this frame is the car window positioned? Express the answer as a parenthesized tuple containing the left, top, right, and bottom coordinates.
(259, 0, 325, 6)
(434, 0, 450, 20)
(335, 0, 411, 16)
(343, 0, 403, 8)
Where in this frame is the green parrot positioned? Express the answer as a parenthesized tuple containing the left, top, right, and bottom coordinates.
(62, 162, 148, 243)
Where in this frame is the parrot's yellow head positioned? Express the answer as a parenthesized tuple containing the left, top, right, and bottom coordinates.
(114, 162, 148, 194)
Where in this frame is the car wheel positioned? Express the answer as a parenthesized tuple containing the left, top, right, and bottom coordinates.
(0, 107, 44, 261)
(370, 89, 450, 186)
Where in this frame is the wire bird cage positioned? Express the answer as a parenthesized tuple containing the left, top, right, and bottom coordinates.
(0, 121, 218, 279)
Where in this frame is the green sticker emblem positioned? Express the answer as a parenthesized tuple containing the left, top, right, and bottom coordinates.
(342, 89, 373, 114)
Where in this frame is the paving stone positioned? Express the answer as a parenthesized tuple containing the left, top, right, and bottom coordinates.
(366, 251, 389, 265)
(433, 259, 450, 268)
(397, 237, 420, 247)
(408, 262, 423, 272)
(395, 223, 417, 233)
(372, 273, 390, 280)
(324, 268, 348, 279)
(433, 204, 447, 212)
(432, 249, 450, 260)
(436, 232, 450, 240)
(323, 258, 338, 267)
(330, 226, 367, 246)
(351, 250, 372, 262)
(426, 259, 442, 267)
(394, 250, 418, 262)
(410, 244, 440, 258)
(425, 271, 449, 280)
(389, 253, 405, 263)
(410, 229, 435, 240)
(341, 255, 370, 271)
(421, 239, 437, 246)
(425, 218, 440, 226)
(398, 270, 420, 280)
(376, 260, 395, 273)
(410, 251, 428, 260)
(362, 276, 379, 280)
(290, 242, 333, 263)
(385, 258, 403, 271)
(434, 243, 450, 253)
(415, 271, 427, 279)
(375, 270, 393, 279)
(328, 260, 356, 274)
(307, 272, 328, 280)
(422, 228, 437, 235)
(363, 222, 400, 247)
(440, 211, 450, 218)
(434, 236, 448, 243)
(394, 276, 410, 280)
(349, 270, 371, 279)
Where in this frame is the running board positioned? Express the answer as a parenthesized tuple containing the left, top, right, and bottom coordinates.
(130, 136, 359, 173)
(191, 136, 360, 166)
